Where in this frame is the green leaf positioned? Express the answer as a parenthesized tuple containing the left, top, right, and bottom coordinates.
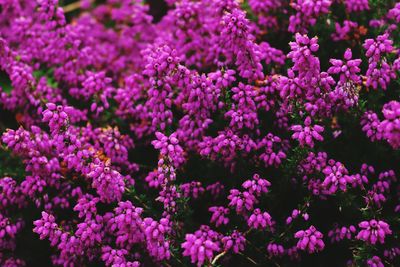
(0, 71, 13, 95)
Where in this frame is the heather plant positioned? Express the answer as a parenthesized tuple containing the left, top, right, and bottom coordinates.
(0, 0, 399, 266)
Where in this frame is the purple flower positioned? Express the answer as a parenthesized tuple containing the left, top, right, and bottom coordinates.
(344, 0, 369, 13)
(42, 103, 74, 134)
(87, 159, 125, 203)
(294, 226, 325, 253)
(291, 117, 324, 148)
(152, 131, 185, 167)
(248, 208, 273, 230)
(356, 219, 392, 244)
(331, 20, 359, 41)
(209, 206, 230, 227)
(289, 0, 332, 33)
(361, 111, 383, 141)
(379, 101, 400, 149)
(321, 161, 350, 194)
(257, 133, 287, 167)
(267, 243, 285, 257)
(218, 9, 264, 80)
(143, 217, 171, 260)
(180, 181, 205, 199)
(328, 48, 362, 84)
(366, 256, 384, 267)
(181, 226, 221, 267)
(222, 230, 246, 254)
(225, 83, 259, 130)
(328, 225, 356, 243)
(363, 34, 396, 90)
(364, 34, 394, 61)
(242, 173, 271, 197)
(228, 189, 257, 214)
(101, 246, 140, 267)
(33, 212, 60, 241)
(388, 3, 400, 23)
(107, 201, 144, 248)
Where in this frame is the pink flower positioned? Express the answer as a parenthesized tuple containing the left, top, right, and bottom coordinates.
(356, 220, 392, 244)
(291, 117, 324, 147)
(248, 208, 273, 230)
(242, 173, 271, 197)
(228, 189, 257, 214)
(222, 230, 246, 254)
(152, 132, 185, 167)
(181, 226, 221, 267)
(366, 256, 384, 267)
(42, 103, 74, 134)
(294, 226, 325, 253)
(209, 206, 229, 227)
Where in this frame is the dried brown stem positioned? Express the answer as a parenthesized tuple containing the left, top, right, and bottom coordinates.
(62, 2, 81, 13)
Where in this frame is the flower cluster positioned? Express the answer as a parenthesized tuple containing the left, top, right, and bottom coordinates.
(362, 100, 400, 149)
(291, 116, 324, 148)
(0, 0, 399, 267)
(356, 220, 392, 245)
(294, 226, 325, 254)
(181, 226, 221, 267)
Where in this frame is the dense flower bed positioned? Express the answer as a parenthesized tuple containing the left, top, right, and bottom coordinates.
(0, 0, 399, 266)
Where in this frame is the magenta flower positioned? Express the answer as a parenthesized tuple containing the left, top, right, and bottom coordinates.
(328, 48, 361, 84)
(388, 3, 400, 23)
(363, 34, 394, 61)
(180, 181, 205, 199)
(181, 226, 221, 267)
(0, 0, 399, 265)
(289, 0, 332, 33)
(143, 217, 171, 260)
(228, 189, 257, 214)
(242, 173, 271, 197)
(33, 211, 60, 241)
(331, 20, 359, 41)
(257, 133, 287, 167)
(152, 131, 185, 167)
(267, 243, 285, 257)
(328, 225, 356, 243)
(42, 103, 74, 134)
(248, 208, 273, 230)
(361, 111, 383, 141)
(356, 220, 392, 244)
(209, 206, 229, 227)
(101, 246, 140, 267)
(294, 226, 325, 253)
(321, 161, 350, 194)
(379, 101, 400, 149)
(363, 34, 396, 90)
(291, 117, 324, 148)
(222, 230, 246, 254)
(87, 160, 125, 203)
(366, 256, 384, 267)
(344, 0, 369, 13)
